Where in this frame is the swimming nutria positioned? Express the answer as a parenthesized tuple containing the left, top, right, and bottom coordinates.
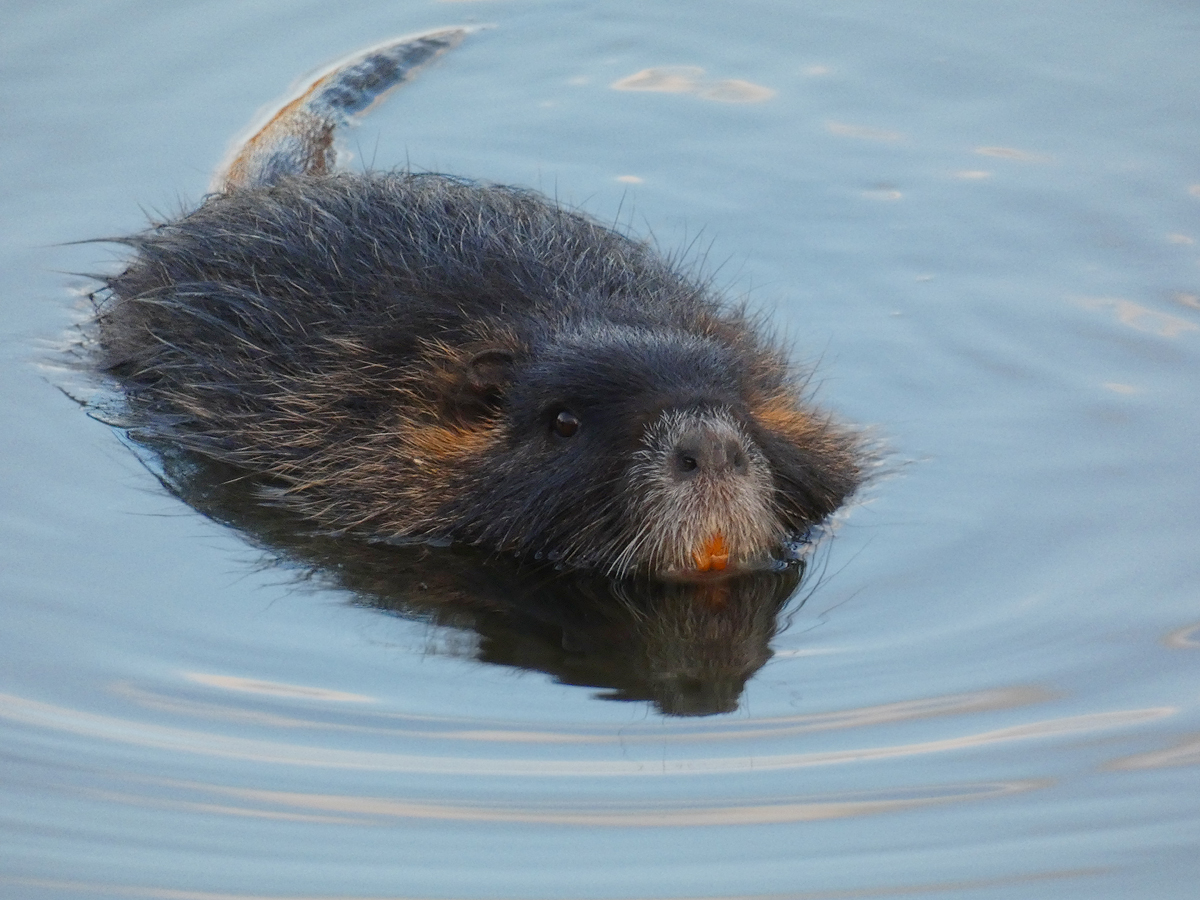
(90, 28, 862, 579)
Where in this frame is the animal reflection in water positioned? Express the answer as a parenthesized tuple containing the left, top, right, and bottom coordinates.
(155, 447, 806, 717)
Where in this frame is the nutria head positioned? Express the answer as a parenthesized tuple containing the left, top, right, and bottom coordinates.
(419, 322, 859, 578)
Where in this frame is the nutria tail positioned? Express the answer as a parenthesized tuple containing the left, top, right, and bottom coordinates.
(215, 27, 474, 192)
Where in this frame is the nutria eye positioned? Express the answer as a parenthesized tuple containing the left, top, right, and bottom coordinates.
(553, 410, 580, 438)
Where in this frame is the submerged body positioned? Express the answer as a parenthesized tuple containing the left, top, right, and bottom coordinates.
(91, 29, 862, 578)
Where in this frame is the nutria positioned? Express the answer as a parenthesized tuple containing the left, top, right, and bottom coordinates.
(89, 27, 862, 579)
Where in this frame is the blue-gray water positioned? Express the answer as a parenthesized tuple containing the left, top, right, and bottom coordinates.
(3, 1, 1199, 897)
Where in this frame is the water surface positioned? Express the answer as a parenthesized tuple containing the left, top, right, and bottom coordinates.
(3, 1, 1199, 897)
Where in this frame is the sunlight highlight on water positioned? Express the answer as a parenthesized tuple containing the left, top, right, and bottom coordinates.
(3, 1, 1199, 897)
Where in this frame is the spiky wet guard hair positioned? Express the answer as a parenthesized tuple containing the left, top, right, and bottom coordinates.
(93, 172, 861, 573)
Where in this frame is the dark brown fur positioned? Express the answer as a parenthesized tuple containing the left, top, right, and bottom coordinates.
(89, 33, 862, 578)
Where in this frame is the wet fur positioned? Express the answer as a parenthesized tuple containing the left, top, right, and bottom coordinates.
(91, 35, 862, 577)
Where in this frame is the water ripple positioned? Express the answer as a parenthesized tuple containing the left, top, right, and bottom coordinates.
(81, 775, 1047, 826)
(112, 680, 1055, 744)
(0, 691, 1173, 776)
(2, 868, 1109, 899)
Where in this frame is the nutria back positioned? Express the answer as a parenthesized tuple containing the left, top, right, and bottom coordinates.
(90, 32, 862, 578)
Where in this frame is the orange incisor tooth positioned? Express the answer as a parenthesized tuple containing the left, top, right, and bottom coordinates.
(692, 532, 730, 572)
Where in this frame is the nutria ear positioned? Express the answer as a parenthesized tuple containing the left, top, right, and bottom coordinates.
(458, 348, 516, 412)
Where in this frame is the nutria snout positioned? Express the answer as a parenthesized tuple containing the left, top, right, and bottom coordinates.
(86, 28, 864, 578)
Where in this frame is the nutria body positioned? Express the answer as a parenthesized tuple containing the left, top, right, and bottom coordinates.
(90, 29, 862, 578)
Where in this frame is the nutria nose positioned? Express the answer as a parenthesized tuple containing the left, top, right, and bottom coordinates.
(671, 425, 751, 480)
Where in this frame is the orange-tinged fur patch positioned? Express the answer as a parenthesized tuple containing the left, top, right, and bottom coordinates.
(403, 418, 497, 464)
(753, 393, 824, 443)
